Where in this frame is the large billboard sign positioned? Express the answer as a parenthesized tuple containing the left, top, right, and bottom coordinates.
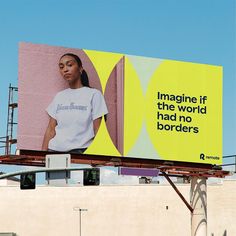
(18, 42, 222, 165)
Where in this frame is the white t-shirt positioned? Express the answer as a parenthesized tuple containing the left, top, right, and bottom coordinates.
(46, 87, 108, 151)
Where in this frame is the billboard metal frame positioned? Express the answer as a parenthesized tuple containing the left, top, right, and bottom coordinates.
(0, 150, 229, 178)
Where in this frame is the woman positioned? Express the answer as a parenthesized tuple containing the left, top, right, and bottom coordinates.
(42, 53, 108, 154)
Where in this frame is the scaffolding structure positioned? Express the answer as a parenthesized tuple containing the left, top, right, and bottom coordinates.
(0, 84, 18, 155)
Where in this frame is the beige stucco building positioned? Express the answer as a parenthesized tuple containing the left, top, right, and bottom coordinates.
(0, 180, 235, 236)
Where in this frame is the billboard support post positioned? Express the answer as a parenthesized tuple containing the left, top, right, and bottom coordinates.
(190, 177, 207, 236)
(162, 172, 193, 213)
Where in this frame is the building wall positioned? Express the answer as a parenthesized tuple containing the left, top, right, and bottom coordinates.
(0, 180, 235, 236)
(0, 179, 19, 186)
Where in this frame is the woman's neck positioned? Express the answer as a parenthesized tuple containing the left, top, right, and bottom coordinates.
(69, 79, 83, 89)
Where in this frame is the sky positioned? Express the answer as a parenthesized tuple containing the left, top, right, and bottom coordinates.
(0, 0, 235, 180)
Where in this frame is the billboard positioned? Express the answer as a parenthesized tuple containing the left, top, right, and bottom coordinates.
(18, 42, 222, 165)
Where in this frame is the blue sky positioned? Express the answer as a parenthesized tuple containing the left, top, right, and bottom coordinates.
(0, 0, 235, 167)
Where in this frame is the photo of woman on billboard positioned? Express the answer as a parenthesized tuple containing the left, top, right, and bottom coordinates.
(42, 53, 108, 154)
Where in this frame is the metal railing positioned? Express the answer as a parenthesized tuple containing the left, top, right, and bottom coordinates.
(222, 155, 236, 173)
(0, 136, 9, 155)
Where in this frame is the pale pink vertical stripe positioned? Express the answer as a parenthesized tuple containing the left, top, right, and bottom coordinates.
(116, 57, 124, 155)
(104, 57, 124, 155)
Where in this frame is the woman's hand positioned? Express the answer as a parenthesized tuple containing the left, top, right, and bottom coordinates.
(42, 117, 57, 150)
(93, 117, 102, 135)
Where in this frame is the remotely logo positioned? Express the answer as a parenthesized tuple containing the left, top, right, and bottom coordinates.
(200, 153, 205, 160)
(200, 153, 220, 161)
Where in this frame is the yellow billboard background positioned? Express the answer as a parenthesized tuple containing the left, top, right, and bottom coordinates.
(83, 50, 222, 165)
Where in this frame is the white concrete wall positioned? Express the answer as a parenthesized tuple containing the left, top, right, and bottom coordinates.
(0, 179, 19, 186)
(0, 180, 235, 236)
(208, 180, 236, 236)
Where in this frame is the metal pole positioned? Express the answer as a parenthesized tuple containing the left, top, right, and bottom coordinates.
(80, 209, 88, 236)
(73, 207, 87, 236)
(0, 167, 95, 180)
(190, 177, 207, 236)
(5, 136, 9, 155)
(6, 84, 11, 155)
(162, 172, 193, 212)
(235, 156, 236, 173)
(80, 209, 82, 236)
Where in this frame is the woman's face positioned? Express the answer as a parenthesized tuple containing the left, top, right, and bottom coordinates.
(59, 55, 82, 85)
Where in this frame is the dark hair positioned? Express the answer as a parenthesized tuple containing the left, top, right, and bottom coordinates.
(60, 53, 90, 87)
